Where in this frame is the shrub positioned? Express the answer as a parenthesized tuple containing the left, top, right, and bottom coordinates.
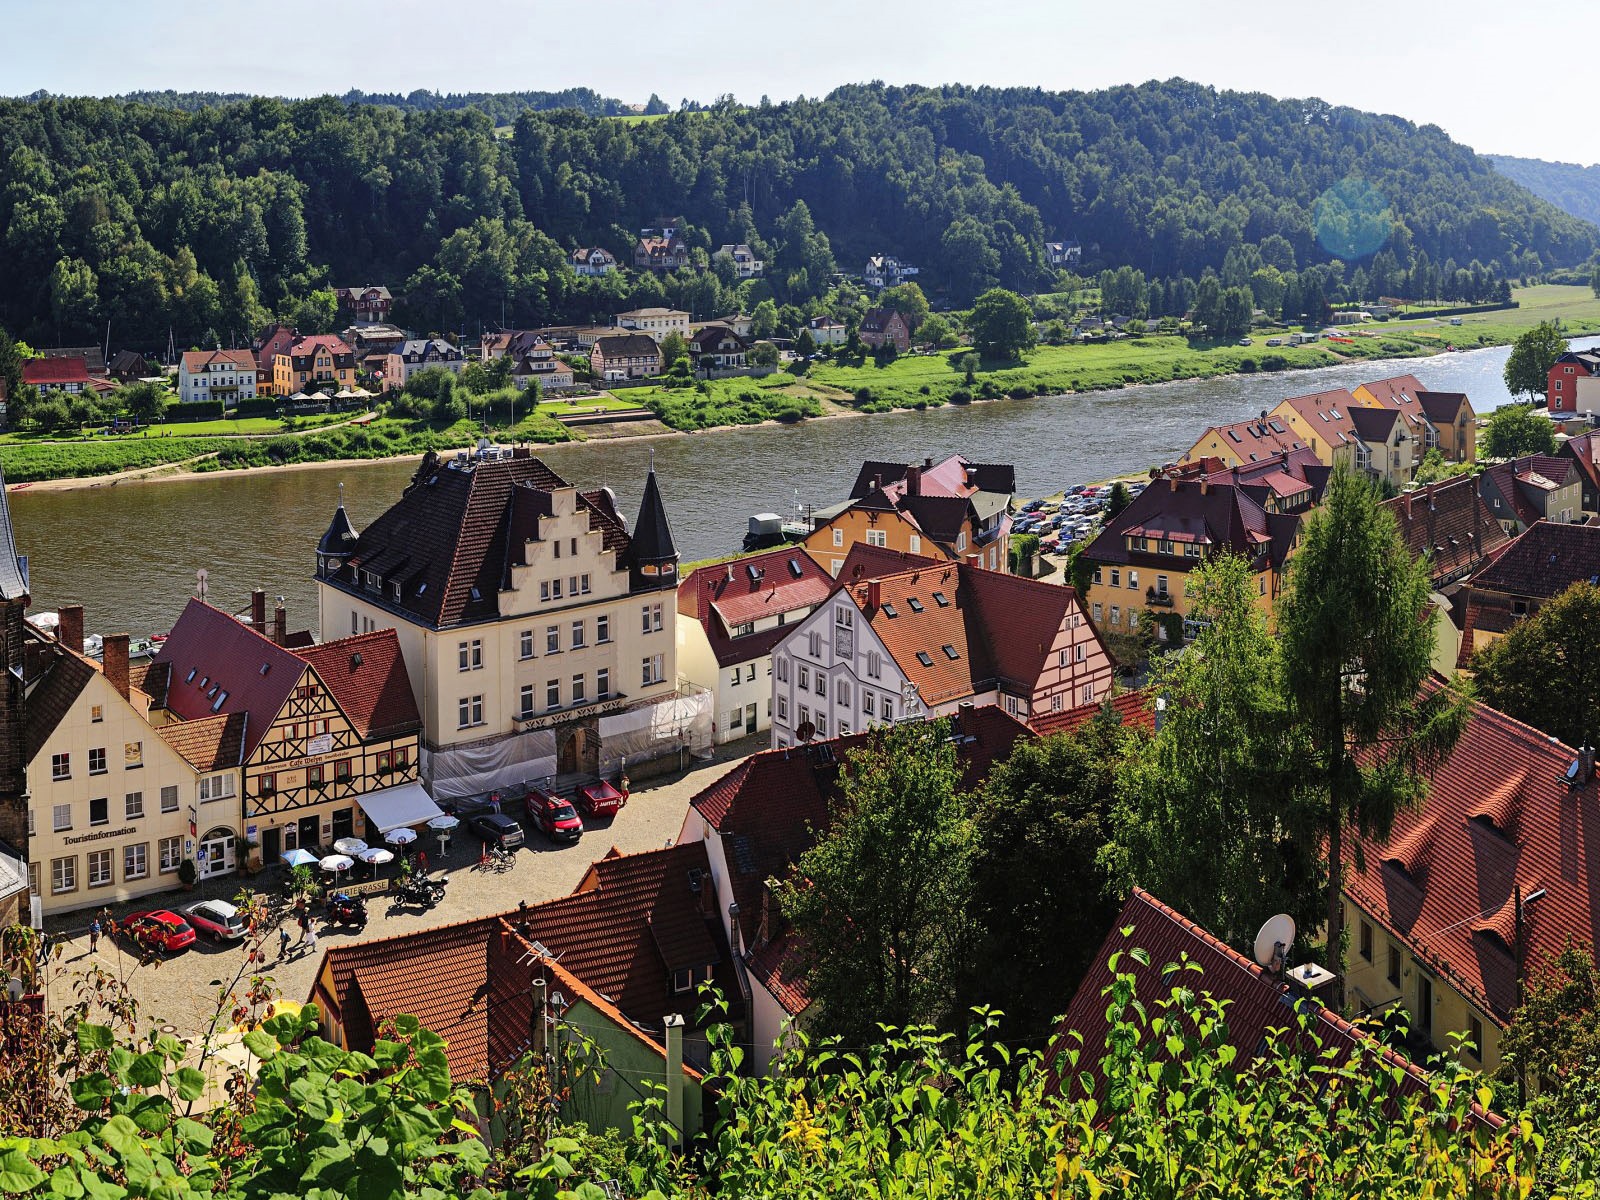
(166, 399, 225, 421)
(950, 388, 973, 404)
(1008, 385, 1033, 399)
(854, 386, 874, 403)
(1238, 357, 1258, 373)
(1261, 354, 1289, 371)
(919, 385, 931, 395)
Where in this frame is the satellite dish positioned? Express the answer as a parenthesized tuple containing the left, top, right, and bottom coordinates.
(1253, 913, 1296, 974)
(795, 719, 816, 742)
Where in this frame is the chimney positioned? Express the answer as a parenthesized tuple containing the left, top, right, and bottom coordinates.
(1582, 744, 1596, 785)
(866, 579, 881, 611)
(102, 634, 129, 701)
(58, 605, 85, 655)
(251, 589, 266, 632)
(1402, 491, 1412, 519)
(1285, 961, 1340, 1006)
(272, 603, 286, 646)
(905, 465, 921, 496)
(1168, 474, 1179, 492)
(923, 455, 934, 470)
(663, 1013, 686, 1147)
(1200, 478, 1210, 496)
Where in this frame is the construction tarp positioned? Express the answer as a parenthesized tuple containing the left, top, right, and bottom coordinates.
(422, 729, 557, 800)
(598, 690, 713, 778)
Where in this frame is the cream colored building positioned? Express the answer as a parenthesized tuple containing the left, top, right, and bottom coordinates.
(24, 617, 237, 916)
(316, 448, 706, 797)
(614, 308, 691, 341)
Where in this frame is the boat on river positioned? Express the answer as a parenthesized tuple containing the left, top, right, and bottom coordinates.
(30, 611, 166, 661)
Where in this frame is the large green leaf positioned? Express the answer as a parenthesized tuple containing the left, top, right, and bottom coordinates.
(173, 1068, 206, 1104)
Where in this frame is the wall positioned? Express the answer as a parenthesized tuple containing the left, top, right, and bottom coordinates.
(769, 595, 912, 748)
(555, 998, 707, 1137)
(803, 508, 944, 577)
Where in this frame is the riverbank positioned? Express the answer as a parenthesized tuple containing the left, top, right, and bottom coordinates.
(8, 286, 1599, 489)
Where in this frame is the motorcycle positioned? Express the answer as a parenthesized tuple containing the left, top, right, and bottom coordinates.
(326, 893, 368, 927)
(396, 880, 437, 909)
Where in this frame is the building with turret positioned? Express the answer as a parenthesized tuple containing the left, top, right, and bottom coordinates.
(314, 447, 708, 797)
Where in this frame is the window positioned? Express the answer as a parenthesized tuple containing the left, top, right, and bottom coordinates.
(673, 967, 692, 993)
(546, 680, 561, 710)
(87, 850, 112, 888)
(160, 785, 178, 813)
(1387, 943, 1401, 987)
(816, 712, 827, 737)
(909, 535, 921, 554)
(52, 804, 71, 832)
(89, 748, 107, 776)
(1157, 574, 1169, 596)
(815, 673, 827, 699)
(798, 665, 810, 690)
(729, 667, 741, 688)
(643, 603, 664, 633)
(835, 606, 853, 628)
(572, 674, 586, 704)
(51, 857, 76, 894)
(90, 704, 103, 723)
(746, 663, 757, 682)
(866, 651, 882, 679)
(335, 758, 352, 781)
(777, 696, 788, 721)
(597, 667, 610, 698)
(259, 773, 276, 796)
(1359, 921, 1373, 962)
(51, 753, 70, 781)
(375, 751, 391, 774)
(458, 695, 484, 728)
(580, 574, 591, 594)
(1467, 1015, 1483, 1061)
(199, 773, 235, 802)
(1110, 605, 1121, 626)
(1052, 694, 1064, 711)
(1082, 683, 1095, 705)
(552, 578, 563, 599)
(916, 650, 934, 667)
(571, 620, 585, 649)
(1110, 569, 1121, 588)
(1092, 603, 1103, 622)
(540, 581, 551, 602)
(520, 685, 535, 719)
(125, 740, 142, 768)
(956, 532, 967, 553)
(546, 625, 560, 654)
(642, 654, 664, 686)
(776, 655, 789, 682)
(866, 528, 887, 548)
(124, 843, 147, 881)
(569, 575, 579, 596)
(882, 697, 894, 720)
(159, 836, 182, 874)
(1128, 570, 1138, 590)
(597, 614, 610, 643)
(307, 764, 324, 788)
(124, 791, 144, 820)
(863, 691, 875, 716)
(838, 680, 850, 705)
(807, 631, 823, 657)
(89, 797, 108, 827)
(832, 528, 844, 547)
(27, 862, 38, 896)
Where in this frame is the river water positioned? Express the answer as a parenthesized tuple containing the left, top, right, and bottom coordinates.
(15, 337, 1594, 639)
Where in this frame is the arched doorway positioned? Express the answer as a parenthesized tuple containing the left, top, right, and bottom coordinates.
(558, 721, 601, 777)
(197, 826, 237, 879)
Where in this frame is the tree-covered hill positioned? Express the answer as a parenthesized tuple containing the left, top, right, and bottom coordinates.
(1489, 153, 1600, 228)
(19, 87, 637, 120)
(0, 79, 1591, 347)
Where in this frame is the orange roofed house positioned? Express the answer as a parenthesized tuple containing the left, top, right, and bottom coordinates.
(677, 704, 1033, 1071)
(804, 454, 1016, 575)
(272, 333, 357, 397)
(312, 839, 727, 1137)
(768, 549, 1112, 744)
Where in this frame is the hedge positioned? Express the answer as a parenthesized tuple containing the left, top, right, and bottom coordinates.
(164, 399, 225, 421)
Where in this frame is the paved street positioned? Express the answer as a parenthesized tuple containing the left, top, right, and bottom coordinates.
(40, 737, 765, 1038)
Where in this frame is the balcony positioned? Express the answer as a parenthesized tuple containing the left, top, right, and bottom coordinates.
(1145, 587, 1174, 608)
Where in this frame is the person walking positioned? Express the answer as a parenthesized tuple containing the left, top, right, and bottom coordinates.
(87, 919, 100, 953)
(278, 926, 291, 960)
(298, 909, 309, 941)
(303, 924, 318, 957)
(417, 849, 428, 875)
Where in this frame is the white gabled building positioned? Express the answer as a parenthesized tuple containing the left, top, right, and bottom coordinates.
(178, 349, 258, 405)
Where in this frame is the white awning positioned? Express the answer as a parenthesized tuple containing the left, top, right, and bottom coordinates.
(357, 781, 444, 834)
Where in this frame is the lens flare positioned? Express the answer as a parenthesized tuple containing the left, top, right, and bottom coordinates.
(1313, 176, 1393, 260)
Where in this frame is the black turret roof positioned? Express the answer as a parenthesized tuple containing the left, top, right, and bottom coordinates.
(318, 503, 358, 558)
(630, 468, 677, 566)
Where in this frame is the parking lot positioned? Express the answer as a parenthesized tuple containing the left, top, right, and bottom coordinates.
(39, 737, 765, 1037)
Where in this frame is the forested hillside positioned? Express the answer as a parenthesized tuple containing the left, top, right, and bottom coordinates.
(42, 87, 642, 121)
(0, 79, 1592, 347)
(1490, 153, 1600, 227)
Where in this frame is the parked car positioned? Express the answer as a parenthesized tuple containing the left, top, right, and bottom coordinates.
(525, 786, 583, 843)
(184, 899, 247, 942)
(119, 910, 197, 954)
(468, 811, 525, 851)
(1237, 336, 1253, 346)
(1265, 338, 1285, 347)
(578, 779, 627, 820)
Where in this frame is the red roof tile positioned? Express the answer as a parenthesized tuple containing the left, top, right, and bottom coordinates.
(294, 629, 420, 740)
(179, 349, 255, 373)
(1275, 387, 1364, 449)
(155, 712, 245, 772)
(1470, 519, 1600, 601)
(677, 549, 835, 669)
(1194, 416, 1305, 461)
(1086, 477, 1279, 570)
(1029, 689, 1155, 737)
(1380, 474, 1510, 586)
(22, 357, 90, 386)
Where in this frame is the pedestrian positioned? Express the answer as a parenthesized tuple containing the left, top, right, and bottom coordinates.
(278, 927, 290, 960)
(37, 930, 51, 964)
(88, 919, 100, 953)
(417, 849, 428, 874)
(304, 924, 318, 956)
(298, 910, 309, 939)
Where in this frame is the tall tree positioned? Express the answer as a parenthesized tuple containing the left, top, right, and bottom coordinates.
(876, 282, 929, 332)
(1472, 581, 1600, 748)
(1503, 320, 1568, 403)
(1105, 554, 1320, 948)
(967, 288, 1036, 360)
(1277, 468, 1469, 985)
(778, 718, 969, 1042)
(967, 705, 1134, 1042)
(1483, 403, 1558, 457)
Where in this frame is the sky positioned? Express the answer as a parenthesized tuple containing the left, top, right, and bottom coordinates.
(4, 0, 1586, 163)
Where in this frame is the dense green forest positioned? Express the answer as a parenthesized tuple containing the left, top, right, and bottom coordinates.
(28, 87, 644, 121)
(1490, 153, 1600, 227)
(1, 79, 1592, 348)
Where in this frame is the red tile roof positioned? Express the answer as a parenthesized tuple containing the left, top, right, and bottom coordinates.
(1357, 373, 1428, 411)
(293, 629, 420, 740)
(155, 712, 246, 772)
(1048, 889, 1496, 1128)
(1194, 415, 1305, 461)
(835, 543, 940, 582)
(179, 349, 255, 373)
(1344, 695, 1598, 1027)
(1380, 474, 1510, 586)
(22, 357, 90, 386)
(1086, 477, 1281, 571)
(1028, 688, 1155, 738)
(151, 600, 308, 761)
(677, 549, 835, 669)
(1275, 387, 1364, 450)
(1470, 519, 1600, 600)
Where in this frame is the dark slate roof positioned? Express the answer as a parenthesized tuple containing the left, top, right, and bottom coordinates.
(317, 504, 358, 557)
(1470, 520, 1600, 600)
(1349, 405, 1401, 443)
(593, 333, 660, 359)
(629, 468, 677, 566)
(1416, 390, 1471, 423)
(1085, 478, 1280, 570)
(1380, 475, 1510, 584)
(23, 647, 96, 761)
(0, 465, 29, 602)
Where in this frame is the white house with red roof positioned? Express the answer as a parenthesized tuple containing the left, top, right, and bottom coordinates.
(676, 548, 836, 743)
(768, 551, 1112, 747)
(22, 356, 92, 395)
(178, 349, 258, 404)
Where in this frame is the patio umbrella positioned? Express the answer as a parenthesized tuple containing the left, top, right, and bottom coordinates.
(319, 854, 354, 873)
(427, 815, 460, 831)
(357, 847, 394, 866)
(384, 827, 417, 846)
(335, 388, 355, 398)
(290, 391, 310, 400)
(333, 837, 368, 856)
(349, 386, 372, 397)
(281, 848, 317, 868)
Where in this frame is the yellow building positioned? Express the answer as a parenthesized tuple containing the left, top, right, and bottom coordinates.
(272, 334, 357, 397)
(802, 455, 1015, 576)
(1183, 414, 1307, 468)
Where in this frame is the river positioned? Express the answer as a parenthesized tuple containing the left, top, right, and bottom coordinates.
(14, 337, 1595, 640)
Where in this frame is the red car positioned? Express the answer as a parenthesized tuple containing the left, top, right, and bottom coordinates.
(578, 779, 627, 820)
(119, 910, 197, 954)
(525, 786, 584, 844)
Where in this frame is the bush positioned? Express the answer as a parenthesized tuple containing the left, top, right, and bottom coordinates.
(950, 388, 973, 404)
(854, 386, 874, 403)
(1261, 354, 1289, 371)
(166, 399, 225, 421)
(234, 396, 282, 418)
(1007, 385, 1034, 399)
(1238, 357, 1258, 373)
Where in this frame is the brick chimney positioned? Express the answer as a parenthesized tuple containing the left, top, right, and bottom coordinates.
(102, 634, 130, 701)
(251, 589, 266, 632)
(866, 579, 881, 611)
(1402, 491, 1413, 519)
(272, 603, 286, 646)
(905, 465, 921, 496)
(58, 605, 84, 655)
